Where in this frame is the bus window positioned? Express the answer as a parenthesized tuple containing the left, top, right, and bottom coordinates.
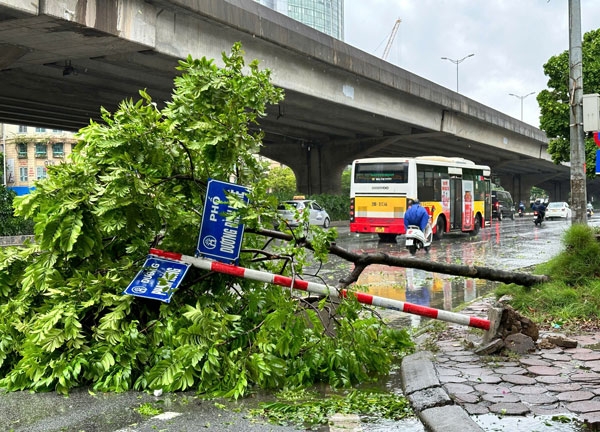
(354, 162, 408, 183)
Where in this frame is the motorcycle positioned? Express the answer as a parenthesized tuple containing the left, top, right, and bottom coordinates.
(405, 225, 432, 255)
(533, 210, 544, 226)
(518, 207, 524, 217)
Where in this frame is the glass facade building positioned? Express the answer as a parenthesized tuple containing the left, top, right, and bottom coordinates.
(254, 0, 344, 40)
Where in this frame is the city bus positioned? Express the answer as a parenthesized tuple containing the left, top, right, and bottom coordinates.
(349, 156, 492, 242)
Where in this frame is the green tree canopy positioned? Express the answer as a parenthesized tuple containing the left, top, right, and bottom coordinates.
(0, 44, 412, 397)
(539, 28, 600, 177)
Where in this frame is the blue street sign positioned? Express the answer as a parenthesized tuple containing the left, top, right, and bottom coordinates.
(596, 149, 600, 175)
(196, 179, 249, 263)
(124, 256, 190, 303)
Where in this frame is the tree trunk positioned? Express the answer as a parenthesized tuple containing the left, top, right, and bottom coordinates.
(251, 228, 549, 288)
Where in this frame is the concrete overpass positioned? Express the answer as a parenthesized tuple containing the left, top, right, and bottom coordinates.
(0, 0, 580, 202)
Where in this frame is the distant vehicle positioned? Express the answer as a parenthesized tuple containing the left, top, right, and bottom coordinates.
(276, 199, 330, 228)
(587, 203, 594, 218)
(491, 190, 515, 221)
(545, 201, 572, 220)
(349, 156, 492, 242)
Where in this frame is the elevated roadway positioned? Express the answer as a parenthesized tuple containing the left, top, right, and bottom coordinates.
(0, 0, 578, 201)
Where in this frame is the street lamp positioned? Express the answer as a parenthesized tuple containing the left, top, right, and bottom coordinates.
(508, 92, 536, 121)
(441, 53, 475, 93)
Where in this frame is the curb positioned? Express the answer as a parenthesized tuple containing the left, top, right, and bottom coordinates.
(400, 351, 484, 432)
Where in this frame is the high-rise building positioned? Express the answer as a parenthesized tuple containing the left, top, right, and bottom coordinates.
(254, 0, 344, 40)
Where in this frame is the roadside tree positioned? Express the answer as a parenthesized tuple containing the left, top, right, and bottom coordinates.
(540, 28, 600, 177)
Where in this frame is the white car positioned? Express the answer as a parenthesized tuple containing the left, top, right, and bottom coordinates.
(276, 199, 331, 228)
(545, 201, 572, 220)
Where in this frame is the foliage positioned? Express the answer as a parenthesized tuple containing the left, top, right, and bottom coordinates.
(495, 224, 600, 328)
(0, 186, 34, 235)
(341, 166, 351, 196)
(264, 165, 296, 202)
(250, 387, 413, 429)
(0, 43, 413, 398)
(307, 193, 349, 222)
(539, 28, 600, 178)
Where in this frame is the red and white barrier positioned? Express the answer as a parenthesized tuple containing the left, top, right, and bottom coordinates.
(149, 248, 491, 330)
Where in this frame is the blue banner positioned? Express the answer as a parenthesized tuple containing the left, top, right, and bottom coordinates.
(123, 256, 190, 303)
(196, 179, 249, 263)
(596, 149, 600, 175)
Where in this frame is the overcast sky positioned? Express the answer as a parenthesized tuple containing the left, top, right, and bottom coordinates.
(343, 0, 600, 127)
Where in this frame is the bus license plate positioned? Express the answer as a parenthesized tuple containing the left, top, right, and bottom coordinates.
(375, 227, 385, 233)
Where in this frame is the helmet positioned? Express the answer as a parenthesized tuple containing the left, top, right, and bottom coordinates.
(407, 197, 419, 205)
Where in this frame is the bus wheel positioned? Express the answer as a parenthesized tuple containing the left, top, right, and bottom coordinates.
(469, 216, 481, 236)
(378, 233, 397, 242)
(433, 218, 445, 240)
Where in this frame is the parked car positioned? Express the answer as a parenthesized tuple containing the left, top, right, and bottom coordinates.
(545, 201, 572, 220)
(491, 190, 515, 221)
(276, 199, 331, 228)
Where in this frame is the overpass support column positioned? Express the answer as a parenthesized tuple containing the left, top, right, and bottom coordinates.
(260, 141, 352, 195)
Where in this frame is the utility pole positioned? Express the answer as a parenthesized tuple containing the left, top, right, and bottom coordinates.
(569, 0, 587, 224)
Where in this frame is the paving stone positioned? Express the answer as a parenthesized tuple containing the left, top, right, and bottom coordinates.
(510, 385, 548, 394)
(488, 402, 530, 415)
(464, 375, 502, 384)
(493, 361, 521, 367)
(449, 355, 479, 363)
(557, 390, 596, 402)
(482, 393, 521, 403)
(566, 347, 594, 354)
(573, 352, 600, 361)
(408, 387, 453, 412)
(528, 404, 568, 416)
(527, 365, 564, 375)
(452, 392, 480, 404)
(439, 375, 468, 384)
(420, 405, 485, 432)
(473, 383, 512, 394)
(463, 403, 489, 415)
(494, 366, 527, 375)
(436, 367, 462, 376)
(519, 357, 551, 367)
(443, 383, 475, 394)
(581, 411, 600, 424)
(501, 374, 537, 385)
(546, 383, 582, 392)
(540, 353, 572, 361)
(447, 350, 475, 357)
(536, 375, 569, 384)
(566, 400, 600, 413)
(571, 372, 600, 383)
(518, 393, 558, 404)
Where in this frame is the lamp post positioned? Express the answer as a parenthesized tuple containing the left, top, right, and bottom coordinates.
(509, 92, 536, 121)
(441, 53, 474, 93)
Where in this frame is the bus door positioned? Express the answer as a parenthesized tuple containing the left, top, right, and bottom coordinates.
(450, 178, 462, 230)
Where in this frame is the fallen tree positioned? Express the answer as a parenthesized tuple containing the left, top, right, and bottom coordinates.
(251, 228, 549, 288)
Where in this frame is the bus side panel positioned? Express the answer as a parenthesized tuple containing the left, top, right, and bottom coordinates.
(350, 196, 407, 234)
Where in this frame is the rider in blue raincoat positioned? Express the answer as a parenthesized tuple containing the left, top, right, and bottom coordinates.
(404, 198, 431, 233)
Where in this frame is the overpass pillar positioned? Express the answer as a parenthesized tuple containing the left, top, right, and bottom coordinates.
(261, 141, 352, 195)
(495, 174, 535, 207)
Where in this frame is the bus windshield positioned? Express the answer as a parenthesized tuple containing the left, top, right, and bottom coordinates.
(354, 162, 408, 184)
